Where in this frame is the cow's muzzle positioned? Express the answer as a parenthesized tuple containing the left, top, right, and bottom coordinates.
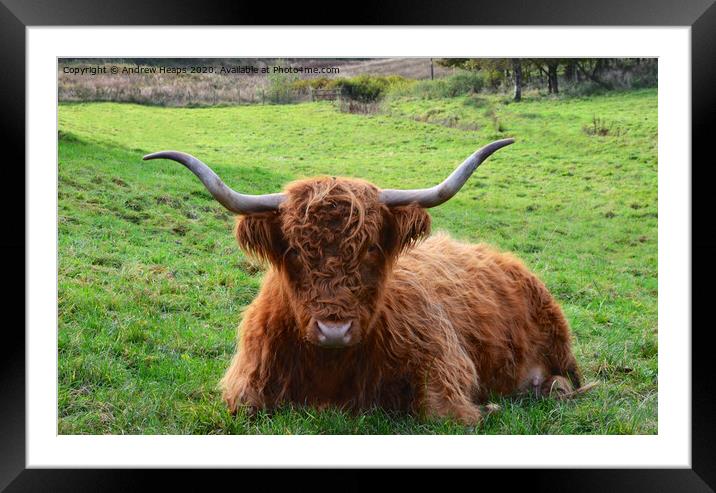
(314, 319, 353, 348)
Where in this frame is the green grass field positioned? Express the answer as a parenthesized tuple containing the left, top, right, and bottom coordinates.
(58, 89, 657, 434)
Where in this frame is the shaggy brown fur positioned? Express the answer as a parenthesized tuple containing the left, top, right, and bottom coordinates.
(220, 177, 581, 425)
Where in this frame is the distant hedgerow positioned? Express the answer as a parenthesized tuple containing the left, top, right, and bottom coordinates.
(388, 71, 486, 99)
(293, 75, 409, 103)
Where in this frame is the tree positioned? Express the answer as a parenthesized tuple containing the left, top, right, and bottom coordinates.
(574, 59, 613, 90)
(435, 57, 655, 100)
(564, 60, 577, 83)
(527, 58, 562, 94)
(547, 60, 559, 94)
(512, 59, 522, 102)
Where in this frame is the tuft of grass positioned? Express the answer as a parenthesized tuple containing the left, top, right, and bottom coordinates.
(583, 116, 625, 137)
(58, 89, 657, 434)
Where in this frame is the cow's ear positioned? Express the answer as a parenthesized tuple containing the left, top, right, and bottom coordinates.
(384, 204, 431, 255)
(234, 213, 286, 265)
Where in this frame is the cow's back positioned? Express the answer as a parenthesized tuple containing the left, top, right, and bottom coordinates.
(386, 232, 555, 396)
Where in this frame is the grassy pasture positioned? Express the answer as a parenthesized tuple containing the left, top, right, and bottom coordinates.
(58, 89, 657, 434)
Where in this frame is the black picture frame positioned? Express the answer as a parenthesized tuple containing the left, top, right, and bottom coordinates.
(3, 0, 714, 490)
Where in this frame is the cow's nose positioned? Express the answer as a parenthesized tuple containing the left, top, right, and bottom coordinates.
(316, 319, 353, 346)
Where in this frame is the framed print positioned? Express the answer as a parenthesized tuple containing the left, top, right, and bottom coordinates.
(3, 0, 715, 489)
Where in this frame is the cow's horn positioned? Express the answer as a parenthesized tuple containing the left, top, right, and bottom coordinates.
(379, 138, 515, 208)
(143, 151, 285, 214)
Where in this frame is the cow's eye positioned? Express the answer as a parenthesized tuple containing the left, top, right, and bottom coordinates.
(367, 244, 379, 254)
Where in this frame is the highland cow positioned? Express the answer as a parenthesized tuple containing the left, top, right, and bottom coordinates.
(144, 139, 582, 425)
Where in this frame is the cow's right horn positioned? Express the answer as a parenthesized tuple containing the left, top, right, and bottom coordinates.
(143, 151, 285, 214)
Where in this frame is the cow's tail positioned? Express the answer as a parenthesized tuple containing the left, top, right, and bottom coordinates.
(555, 380, 600, 400)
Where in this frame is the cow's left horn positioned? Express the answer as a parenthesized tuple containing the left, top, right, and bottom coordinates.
(379, 138, 515, 208)
(143, 151, 285, 214)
